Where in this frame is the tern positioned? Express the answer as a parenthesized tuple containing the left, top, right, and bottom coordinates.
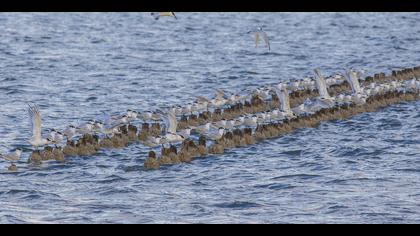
(48, 129, 65, 147)
(191, 122, 212, 135)
(248, 27, 270, 51)
(1, 148, 22, 165)
(161, 109, 185, 144)
(151, 12, 177, 20)
(205, 127, 225, 141)
(63, 125, 77, 140)
(28, 104, 53, 149)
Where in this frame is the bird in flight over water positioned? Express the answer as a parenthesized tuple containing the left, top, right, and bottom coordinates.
(151, 12, 177, 20)
(248, 27, 270, 51)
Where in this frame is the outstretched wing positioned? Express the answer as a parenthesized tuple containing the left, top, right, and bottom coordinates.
(167, 110, 178, 134)
(313, 69, 331, 99)
(260, 31, 270, 51)
(254, 32, 260, 48)
(345, 69, 362, 94)
(274, 87, 292, 114)
(28, 103, 42, 140)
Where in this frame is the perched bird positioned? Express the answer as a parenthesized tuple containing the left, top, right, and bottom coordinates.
(62, 125, 77, 140)
(205, 127, 225, 141)
(179, 127, 192, 139)
(191, 122, 212, 135)
(161, 109, 185, 144)
(0, 148, 22, 165)
(248, 27, 270, 51)
(28, 104, 53, 150)
(243, 115, 258, 126)
(126, 109, 139, 122)
(140, 111, 161, 123)
(48, 129, 65, 147)
(143, 136, 166, 148)
(151, 12, 177, 20)
(76, 121, 95, 135)
(205, 89, 228, 108)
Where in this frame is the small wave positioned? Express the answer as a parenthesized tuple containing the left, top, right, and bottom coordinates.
(254, 183, 295, 190)
(271, 174, 321, 180)
(213, 201, 262, 209)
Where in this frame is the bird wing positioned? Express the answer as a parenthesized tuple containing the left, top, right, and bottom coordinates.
(313, 69, 331, 99)
(350, 70, 362, 94)
(345, 69, 362, 94)
(254, 32, 260, 47)
(276, 87, 292, 114)
(28, 104, 42, 140)
(167, 110, 178, 134)
(261, 31, 270, 50)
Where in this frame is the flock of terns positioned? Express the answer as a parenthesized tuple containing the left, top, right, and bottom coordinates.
(1, 13, 420, 171)
(1, 65, 419, 170)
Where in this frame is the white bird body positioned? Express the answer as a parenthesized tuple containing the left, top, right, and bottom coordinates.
(205, 128, 225, 141)
(143, 136, 166, 147)
(195, 97, 210, 111)
(77, 122, 94, 135)
(225, 120, 235, 130)
(210, 98, 227, 108)
(192, 123, 212, 135)
(1, 149, 22, 163)
(48, 129, 64, 145)
(234, 116, 245, 126)
(336, 94, 346, 103)
(63, 125, 77, 139)
(214, 119, 227, 129)
(287, 81, 301, 91)
(244, 115, 258, 126)
(179, 127, 192, 139)
(126, 110, 139, 122)
(182, 103, 193, 114)
(164, 133, 184, 143)
(174, 105, 183, 115)
(142, 111, 161, 122)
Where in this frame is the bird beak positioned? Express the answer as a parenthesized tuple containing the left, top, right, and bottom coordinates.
(172, 12, 177, 19)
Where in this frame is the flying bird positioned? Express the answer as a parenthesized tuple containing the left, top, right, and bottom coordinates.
(248, 27, 270, 51)
(151, 12, 177, 20)
(28, 104, 52, 150)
